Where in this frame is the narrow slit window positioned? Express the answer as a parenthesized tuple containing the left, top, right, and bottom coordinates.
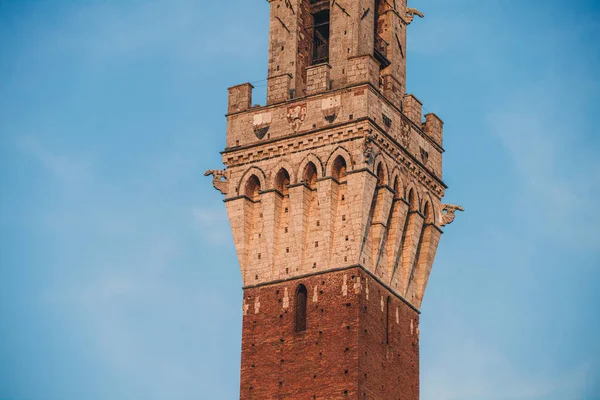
(386, 296, 391, 344)
(295, 284, 308, 331)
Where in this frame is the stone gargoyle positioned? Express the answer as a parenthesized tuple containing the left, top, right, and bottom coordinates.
(204, 169, 229, 196)
(440, 204, 464, 226)
(405, 7, 424, 24)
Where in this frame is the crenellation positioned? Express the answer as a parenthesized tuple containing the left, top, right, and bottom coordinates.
(424, 112, 444, 148)
(266, 73, 292, 105)
(402, 94, 423, 126)
(225, 86, 445, 192)
(227, 83, 253, 114)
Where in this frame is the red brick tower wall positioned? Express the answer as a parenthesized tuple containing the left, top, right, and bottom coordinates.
(358, 273, 420, 400)
(240, 267, 419, 400)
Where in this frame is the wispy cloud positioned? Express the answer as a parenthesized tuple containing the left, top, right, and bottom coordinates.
(488, 85, 600, 251)
(26, 134, 236, 397)
(40, 1, 266, 67)
(410, 12, 480, 57)
(191, 207, 232, 246)
(15, 134, 92, 184)
(423, 335, 593, 400)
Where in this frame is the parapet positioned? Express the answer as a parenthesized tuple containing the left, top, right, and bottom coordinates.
(228, 83, 253, 114)
(381, 74, 404, 110)
(402, 94, 443, 150)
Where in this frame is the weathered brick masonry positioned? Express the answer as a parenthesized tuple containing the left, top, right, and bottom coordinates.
(241, 267, 419, 400)
(206, 1, 462, 398)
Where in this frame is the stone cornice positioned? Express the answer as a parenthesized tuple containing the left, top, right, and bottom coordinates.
(221, 120, 446, 199)
(222, 121, 369, 167)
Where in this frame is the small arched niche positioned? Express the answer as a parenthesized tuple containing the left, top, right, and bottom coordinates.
(392, 176, 401, 199)
(303, 162, 318, 189)
(423, 201, 435, 224)
(332, 155, 347, 182)
(275, 168, 291, 195)
(407, 188, 418, 212)
(245, 175, 261, 201)
(376, 162, 386, 186)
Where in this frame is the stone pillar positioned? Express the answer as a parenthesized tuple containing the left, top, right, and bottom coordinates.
(400, 210, 425, 294)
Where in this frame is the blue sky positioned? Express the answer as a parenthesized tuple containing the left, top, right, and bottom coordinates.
(0, 1, 598, 399)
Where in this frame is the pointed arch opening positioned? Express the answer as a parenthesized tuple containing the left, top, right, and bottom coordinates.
(275, 168, 291, 195)
(295, 284, 308, 332)
(245, 175, 261, 201)
(332, 155, 347, 182)
(303, 162, 318, 189)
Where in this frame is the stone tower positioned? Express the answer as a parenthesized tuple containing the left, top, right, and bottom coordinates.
(206, 1, 462, 398)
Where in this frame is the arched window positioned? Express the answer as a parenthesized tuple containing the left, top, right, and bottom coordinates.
(295, 284, 308, 332)
(332, 155, 347, 181)
(275, 168, 291, 195)
(245, 175, 261, 201)
(303, 162, 318, 189)
(386, 296, 391, 344)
